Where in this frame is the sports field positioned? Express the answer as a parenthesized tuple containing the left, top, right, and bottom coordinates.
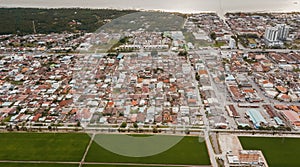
(0, 163, 78, 167)
(0, 133, 90, 161)
(0, 133, 210, 166)
(83, 165, 179, 167)
(239, 136, 300, 167)
(86, 135, 210, 165)
(0, 164, 178, 167)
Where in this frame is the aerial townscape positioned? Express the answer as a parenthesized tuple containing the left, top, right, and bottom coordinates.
(0, 4, 299, 167)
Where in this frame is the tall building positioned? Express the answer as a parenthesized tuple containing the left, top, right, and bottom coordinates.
(264, 27, 279, 42)
(277, 24, 289, 40)
(264, 24, 289, 47)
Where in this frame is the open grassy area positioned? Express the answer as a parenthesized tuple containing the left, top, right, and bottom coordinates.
(0, 133, 210, 166)
(83, 165, 178, 167)
(0, 163, 78, 167)
(239, 136, 300, 167)
(85, 135, 210, 165)
(0, 163, 179, 167)
(0, 133, 90, 161)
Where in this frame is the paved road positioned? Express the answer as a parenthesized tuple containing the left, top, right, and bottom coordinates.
(193, 50, 236, 129)
(187, 55, 218, 167)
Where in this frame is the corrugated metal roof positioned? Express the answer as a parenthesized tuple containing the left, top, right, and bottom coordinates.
(274, 116, 284, 125)
(247, 109, 267, 128)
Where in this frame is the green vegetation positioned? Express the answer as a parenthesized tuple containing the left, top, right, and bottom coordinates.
(238, 34, 259, 48)
(210, 32, 216, 40)
(0, 133, 90, 161)
(133, 122, 138, 128)
(0, 8, 136, 34)
(293, 68, 300, 72)
(243, 57, 257, 64)
(0, 163, 78, 167)
(213, 41, 227, 48)
(10, 80, 24, 85)
(120, 122, 127, 128)
(108, 37, 132, 52)
(86, 136, 210, 165)
(0, 163, 179, 167)
(178, 50, 188, 56)
(100, 11, 185, 33)
(239, 137, 300, 167)
(0, 133, 209, 166)
(84, 165, 178, 167)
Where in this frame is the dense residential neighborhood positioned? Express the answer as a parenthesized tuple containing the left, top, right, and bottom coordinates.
(0, 10, 300, 167)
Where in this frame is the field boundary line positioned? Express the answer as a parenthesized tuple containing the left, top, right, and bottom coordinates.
(79, 133, 95, 167)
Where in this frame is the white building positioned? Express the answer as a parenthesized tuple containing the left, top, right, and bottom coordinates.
(264, 27, 279, 42)
(277, 24, 289, 40)
(229, 38, 236, 49)
(264, 24, 289, 47)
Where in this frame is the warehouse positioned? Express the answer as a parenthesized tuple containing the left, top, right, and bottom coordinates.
(246, 109, 267, 128)
(281, 110, 300, 126)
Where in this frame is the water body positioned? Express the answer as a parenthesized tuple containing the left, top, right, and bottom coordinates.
(0, 0, 299, 16)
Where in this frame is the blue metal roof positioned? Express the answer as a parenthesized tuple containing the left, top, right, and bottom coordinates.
(274, 117, 284, 125)
(247, 109, 267, 128)
(117, 54, 124, 59)
(225, 74, 235, 81)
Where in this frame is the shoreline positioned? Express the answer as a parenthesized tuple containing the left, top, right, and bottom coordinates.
(0, 0, 299, 17)
(0, 6, 299, 17)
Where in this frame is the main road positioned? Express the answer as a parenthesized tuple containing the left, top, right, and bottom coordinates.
(187, 54, 218, 167)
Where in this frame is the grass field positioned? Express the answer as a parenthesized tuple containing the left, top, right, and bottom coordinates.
(0, 163, 78, 167)
(239, 136, 300, 167)
(0, 164, 177, 167)
(83, 165, 179, 167)
(0, 133, 90, 161)
(86, 135, 210, 165)
(0, 133, 210, 166)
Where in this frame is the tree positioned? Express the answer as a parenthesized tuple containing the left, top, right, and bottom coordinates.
(195, 73, 200, 81)
(178, 50, 187, 56)
(16, 106, 22, 113)
(6, 124, 13, 131)
(153, 127, 158, 133)
(133, 122, 138, 128)
(15, 125, 19, 131)
(210, 32, 216, 40)
(120, 122, 127, 128)
(185, 128, 190, 134)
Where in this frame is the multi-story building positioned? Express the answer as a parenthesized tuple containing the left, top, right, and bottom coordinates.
(277, 24, 289, 40)
(264, 24, 289, 47)
(264, 26, 279, 42)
